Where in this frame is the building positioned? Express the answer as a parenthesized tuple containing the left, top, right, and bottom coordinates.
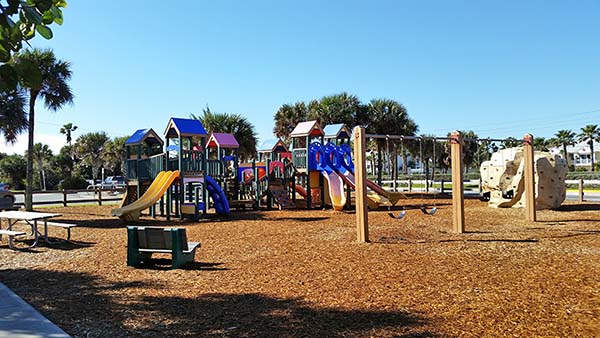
(549, 140, 600, 170)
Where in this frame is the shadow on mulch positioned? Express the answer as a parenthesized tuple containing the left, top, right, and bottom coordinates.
(135, 260, 228, 271)
(0, 269, 441, 338)
(554, 203, 600, 212)
(277, 216, 330, 222)
(543, 230, 600, 240)
(1, 239, 95, 252)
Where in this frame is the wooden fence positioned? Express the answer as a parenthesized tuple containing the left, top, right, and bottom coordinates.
(12, 188, 126, 207)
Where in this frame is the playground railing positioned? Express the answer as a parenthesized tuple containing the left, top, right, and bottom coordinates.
(149, 153, 165, 179)
(206, 159, 220, 177)
(181, 150, 204, 173)
(126, 159, 137, 179)
(292, 149, 307, 169)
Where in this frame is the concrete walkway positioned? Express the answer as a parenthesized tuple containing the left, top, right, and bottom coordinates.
(0, 282, 70, 338)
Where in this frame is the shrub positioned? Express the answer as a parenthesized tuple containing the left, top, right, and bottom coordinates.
(58, 176, 89, 190)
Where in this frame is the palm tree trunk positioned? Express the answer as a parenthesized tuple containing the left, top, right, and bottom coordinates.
(25, 91, 38, 211)
(591, 142, 595, 171)
(377, 146, 383, 185)
(562, 144, 569, 170)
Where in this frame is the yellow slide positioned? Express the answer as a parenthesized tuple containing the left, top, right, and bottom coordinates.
(112, 171, 179, 221)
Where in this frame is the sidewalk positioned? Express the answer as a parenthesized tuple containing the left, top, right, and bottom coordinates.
(0, 282, 70, 338)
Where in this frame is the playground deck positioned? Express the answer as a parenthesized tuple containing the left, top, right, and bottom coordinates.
(0, 200, 598, 337)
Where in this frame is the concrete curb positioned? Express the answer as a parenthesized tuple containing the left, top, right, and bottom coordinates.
(0, 282, 70, 338)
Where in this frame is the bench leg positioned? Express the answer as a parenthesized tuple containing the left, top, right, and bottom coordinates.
(127, 227, 152, 267)
(172, 249, 196, 269)
(128, 249, 152, 267)
(8, 235, 15, 250)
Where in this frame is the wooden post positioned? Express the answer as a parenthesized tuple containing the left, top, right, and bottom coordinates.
(62, 189, 67, 207)
(353, 126, 369, 243)
(450, 131, 465, 233)
(523, 133, 537, 222)
(98, 188, 103, 206)
(578, 178, 584, 203)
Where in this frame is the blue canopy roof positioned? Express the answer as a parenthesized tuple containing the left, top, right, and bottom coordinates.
(165, 118, 207, 138)
(125, 128, 164, 146)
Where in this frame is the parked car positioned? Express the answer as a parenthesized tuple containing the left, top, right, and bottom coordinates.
(86, 176, 126, 190)
(0, 183, 15, 209)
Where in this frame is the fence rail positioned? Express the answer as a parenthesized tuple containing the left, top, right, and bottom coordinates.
(11, 188, 125, 207)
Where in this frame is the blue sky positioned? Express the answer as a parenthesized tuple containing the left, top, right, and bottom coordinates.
(1, 0, 599, 154)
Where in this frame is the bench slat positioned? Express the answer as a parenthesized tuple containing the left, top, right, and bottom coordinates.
(139, 241, 200, 254)
(185, 242, 201, 254)
(45, 222, 77, 228)
(0, 230, 26, 236)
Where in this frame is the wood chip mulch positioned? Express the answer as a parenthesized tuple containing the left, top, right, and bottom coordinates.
(0, 199, 599, 338)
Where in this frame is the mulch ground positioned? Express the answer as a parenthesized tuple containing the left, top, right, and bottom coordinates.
(0, 199, 599, 338)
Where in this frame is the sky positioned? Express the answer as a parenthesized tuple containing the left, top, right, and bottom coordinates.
(1, 0, 599, 155)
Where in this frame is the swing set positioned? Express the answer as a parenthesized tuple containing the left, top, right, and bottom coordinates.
(353, 128, 538, 242)
(381, 135, 439, 220)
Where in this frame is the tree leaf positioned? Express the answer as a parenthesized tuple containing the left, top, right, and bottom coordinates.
(0, 64, 19, 90)
(34, 0, 53, 12)
(54, 0, 67, 8)
(35, 24, 53, 39)
(0, 43, 11, 62)
(50, 6, 63, 25)
(42, 10, 55, 25)
(22, 7, 43, 25)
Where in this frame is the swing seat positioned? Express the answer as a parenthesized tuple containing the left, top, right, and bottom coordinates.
(502, 190, 514, 199)
(420, 206, 437, 215)
(388, 210, 407, 220)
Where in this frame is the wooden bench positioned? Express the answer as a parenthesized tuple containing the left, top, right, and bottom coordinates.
(127, 226, 200, 269)
(0, 229, 26, 249)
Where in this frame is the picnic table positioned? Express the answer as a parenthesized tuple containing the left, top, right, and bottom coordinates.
(0, 211, 63, 249)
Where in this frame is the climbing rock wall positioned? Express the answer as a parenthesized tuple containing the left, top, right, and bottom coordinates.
(480, 147, 567, 209)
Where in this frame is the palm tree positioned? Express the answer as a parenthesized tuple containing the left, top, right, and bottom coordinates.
(578, 124, 599, 171)
(307, 92, 361, 126)
(74, 132, 109, 182)
(497, 137, 520, 149)
(59, 123, 78, 146)
(29, 143, 53, 190)
(365, 99, 418, 184)
(533, 137, 549, 152)
(191, 107, 258, 162)
(273, 102, 307, 143)
(60, 122, 78, 162)
(102, 136, 129, 176)
(13, 48, 73, 210)
(0, 90, 27, 143)
(554, 129, 576, 170)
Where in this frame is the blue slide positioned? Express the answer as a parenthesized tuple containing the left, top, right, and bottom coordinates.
(205, 175, 230, 215)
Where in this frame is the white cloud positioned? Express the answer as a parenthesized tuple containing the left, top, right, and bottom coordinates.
(0, 133, 66, 155)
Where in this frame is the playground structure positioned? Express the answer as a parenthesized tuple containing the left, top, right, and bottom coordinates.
(113, 118, 417, 218)
(481, 147, 567, 209)
(111, 116, 551, 234)
(353, 128, 540, 242)
(288, 121, 406, 211)
(112, 118, 232, 221)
